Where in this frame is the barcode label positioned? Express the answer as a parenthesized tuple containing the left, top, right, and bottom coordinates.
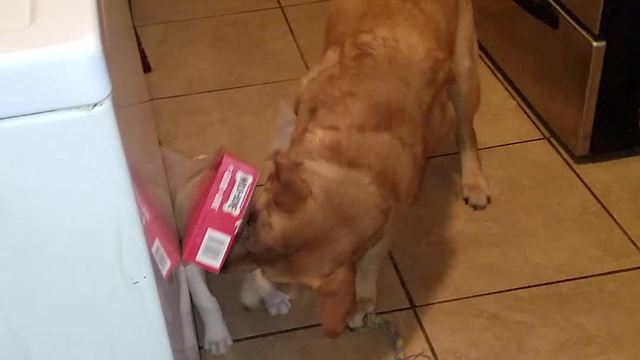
(151, 239, 171, 277)
(223, 171, 253, 216)
(196, 228, 231, 269)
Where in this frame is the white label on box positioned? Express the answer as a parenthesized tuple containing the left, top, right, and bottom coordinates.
(212, 165, 234, 211)
(196, 228, 232, 269)
(223, 171, 253, 217)
(151, 238, 171, 277)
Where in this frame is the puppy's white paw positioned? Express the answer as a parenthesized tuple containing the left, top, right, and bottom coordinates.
(239, 277, 262, 311)
(263, 289, 291, 316)
(348, 311, 366, 329)
(203, 323, 233, 356)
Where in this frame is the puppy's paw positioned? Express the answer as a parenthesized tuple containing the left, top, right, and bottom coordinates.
(347, 311, 366, 330)
(263, 289, 291, 316)
(203, 323, 233, 356)
(462, 177, 491, 210)
(239, 275, 262, 311)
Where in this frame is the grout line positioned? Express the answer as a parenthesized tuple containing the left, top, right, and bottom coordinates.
(135, 6, 281, 28)
(429, 137, 545, 160)
(234, 323, 319, 343)
(283, 0, 330, 8)
(478, 46, 640, 253)
(119, 98, 152, 109)
(475, 137, 544, 152)
(149, 78, 301, 101)
(415, 266, 640, 309)
(232, 305, 413, 343)
(379, 305, 413, 315)
(389, 253, 440, 360)
(277, 0, 311, 70)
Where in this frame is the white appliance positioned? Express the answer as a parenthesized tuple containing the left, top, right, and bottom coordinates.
(0, 1, 197, 359)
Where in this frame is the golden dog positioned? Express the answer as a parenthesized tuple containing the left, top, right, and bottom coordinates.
(237, 0, 489, 340)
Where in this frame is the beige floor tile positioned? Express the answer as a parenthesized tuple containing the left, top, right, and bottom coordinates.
(152, 80, 299, 183)
(285, 2, 541, 154)
(433, 64, 542, 155)
(203, 310, 432, 360)
(138, 10, 306, 98)
(132, 0, 278, 26)
(283, 2, 329, 67)
(393, 140, 640, 305)
(574, 155, 640, 245)
(473, 63, 543, 147)
(420, 270, 640, 360)
(479, 52, 552, 139)
(206, 259, 408, 339)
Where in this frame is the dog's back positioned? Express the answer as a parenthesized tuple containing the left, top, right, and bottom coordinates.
(289, 0, 464, 205)
(324, 0, 459, 54)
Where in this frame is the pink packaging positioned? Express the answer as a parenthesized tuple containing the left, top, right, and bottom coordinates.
(182, 151, 258, 273)
(130, 171, 181, 280)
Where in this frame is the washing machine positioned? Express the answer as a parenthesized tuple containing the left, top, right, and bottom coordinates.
(0, 0, 197, 359)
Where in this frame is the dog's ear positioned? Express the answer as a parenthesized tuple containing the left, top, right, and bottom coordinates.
(271, 152, 311, 213)
(316, 266, 356, 338)
(271, 100, 296, 151)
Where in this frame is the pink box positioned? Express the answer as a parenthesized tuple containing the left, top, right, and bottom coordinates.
(130, 171, 181, 280)
(182, 151, 258, 273)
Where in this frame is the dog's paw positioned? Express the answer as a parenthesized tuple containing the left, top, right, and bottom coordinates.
(462, 177, 491, 210)
(203, 323, 233, 356)
(347, 311, 366, 330)
(263, 289, 291, 316)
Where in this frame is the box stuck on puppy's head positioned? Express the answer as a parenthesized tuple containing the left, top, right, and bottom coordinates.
(182, 149, 259, 273)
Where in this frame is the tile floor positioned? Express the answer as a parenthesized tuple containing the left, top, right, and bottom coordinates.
(133, 1, 640, 358)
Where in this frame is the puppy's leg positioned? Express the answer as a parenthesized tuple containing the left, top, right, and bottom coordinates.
(450, 0, 490, 210)
(185, 264, 232, 355)
(178, 266, 200, 360)
(240, 269, 292, 316)
(348, 237, 390, 329)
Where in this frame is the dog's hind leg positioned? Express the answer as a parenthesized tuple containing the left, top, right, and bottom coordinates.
(449, 0, 490, 210)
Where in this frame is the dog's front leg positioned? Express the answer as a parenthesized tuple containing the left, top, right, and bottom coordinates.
(240, 269, 292, 316)
(185, 263, 232, 355)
